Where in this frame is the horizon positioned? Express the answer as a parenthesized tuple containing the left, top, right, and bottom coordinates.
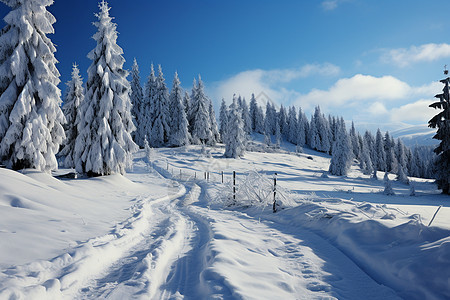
(0, 0, 449, 133)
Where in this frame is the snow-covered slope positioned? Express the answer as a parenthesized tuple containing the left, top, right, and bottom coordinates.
(0, 144, 449, 299)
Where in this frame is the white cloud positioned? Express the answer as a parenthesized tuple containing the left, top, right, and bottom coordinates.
(321, 0, 339, 11)
(294, 74, 411, 110)
(390, 99, 437, 123)
(210, 63, 340, 104)
(368, 102, 388, 116)
(382, 43, 450, 67)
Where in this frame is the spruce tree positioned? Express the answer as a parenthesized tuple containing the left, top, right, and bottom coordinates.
(255, 106, 265, 134)
(75, 1, 137, 176)
(374, 129, 387, 172)
(60, 64, 84, 168)
(429, 72, 450, 193)
(297, 108, 307, 147)
(209, 99, 220, 144)
(141, 64, 156, 146)
(224, 96, 245, 158)
(279, 105, 288, 138)
(169, 71, 189, 146)
(359, 136, 373, 175)
(189, 76, 214, 145)
(249, 93, 258, 132)
(219, 98, 228, 141)
(329, 118, 352, 176)
(287, 106, 298, 144)
(240, 97, 252, 135)
(149, 65, 171, 147)
(0, 0, 65, 172)
(130, 58, 144, 147)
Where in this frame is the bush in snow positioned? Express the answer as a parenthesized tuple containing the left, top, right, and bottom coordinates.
(218, 170, 295, 209)
(74, 1, 138, 176)
(60, 64, 84, 168)
(0, 0, 65, 172)
(383, 172, 395, 195)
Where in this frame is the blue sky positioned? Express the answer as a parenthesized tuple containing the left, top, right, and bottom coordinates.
(2, 0, 450, 130)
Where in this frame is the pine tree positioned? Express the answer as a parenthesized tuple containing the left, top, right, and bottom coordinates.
(383, 172, 395, 195)
(384, 131, 398, 173)
(240, 97, 251, 135)
(130, 58, 144, 147)
(279, 105, 288, 138)
(329, 118, 352, 176)
(141, 64, 156, 147)
(249, 93, 258, 132)
(0, 0, 65, 172)
(310, 106, 330, 153)
(209, 100, 220, 144)
(224, 96, 245, 158)
(359, 135, 373, 175)
(169, 71, 189, 147)
(287, 106, 298, 144)
(374, 129, 387, 172)
(264, 102, 275, 136)
(75, 1, 137, 176)
(149, 65, 171, 147)
(350, 122, 360, 159)
(429, 72, 450, 193)
(60, 64, 84, 168)
(297, 108, 307, 147)
(255, 106, 265, 134)
(189, 76, 214, 145)
(364, 130, 376, 170)
(219, 98, 228, 141)
(183, 91, 190, 117)
(274, 116, 281, 148)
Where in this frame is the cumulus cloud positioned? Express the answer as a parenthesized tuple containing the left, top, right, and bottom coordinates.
(382, 43, 450, 67)
(210, 63, 340, 104)
(210, 66, 440, 126)
(390, 99, 437, 123)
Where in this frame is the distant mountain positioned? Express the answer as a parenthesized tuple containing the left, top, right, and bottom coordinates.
(390, 125, 437, 147)
(353, 122, 438, 147)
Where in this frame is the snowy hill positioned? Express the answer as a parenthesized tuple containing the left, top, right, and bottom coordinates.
(390, 124, 437, 147)
(0, 145, 449, 299)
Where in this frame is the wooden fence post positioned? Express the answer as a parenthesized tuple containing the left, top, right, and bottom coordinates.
(273, 172, 278, 213)
(233, 171, 236, 201)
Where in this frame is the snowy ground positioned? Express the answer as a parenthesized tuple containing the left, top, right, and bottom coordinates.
(0, 139, 449, 299)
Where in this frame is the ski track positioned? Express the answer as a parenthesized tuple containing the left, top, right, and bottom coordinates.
(1, 163, 400, 299)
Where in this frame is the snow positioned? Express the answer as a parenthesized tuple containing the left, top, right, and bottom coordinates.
(1, 138, 449, 299)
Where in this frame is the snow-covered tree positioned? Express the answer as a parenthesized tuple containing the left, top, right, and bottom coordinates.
(349, 121, 360, 159)
(384, 131, 397, 173)
(309, 106, 330, 153)
(149, 65, 171, 147)
(188, 76, 215, 145)
(264, 102, 276, 136)
(140, 64, 156, 147)
(297, 108, 307, 147)
(279, 105, 288, 138)
(255, 105, 265, 134)
(168, 71, 189, 147)
(240, 97, 251, 135)
(209, 100, 220, 144)
(60, 64, 84, 168)
(329, 118, 352, 176)
(75, 1, 137, 176)
(429, 74, 450, 193)
(383, 172, 395, 195)
(364, 130, 376, 170)
(287, 106, 297, 144)
(359, 135, 373, 175)
(183, 91, 190, 117)
(130, 58, 144, 147)
(0, 0, 65, 172)
(374, 129, 387, 171)
(219, 98, 228, 140)
(224, 96, 245, 158)
(249, 93, 258, 132)
(274, 116, 281, 148)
